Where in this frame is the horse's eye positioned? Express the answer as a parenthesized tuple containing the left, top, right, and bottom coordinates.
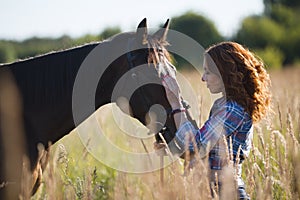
(131, 73, 137, 79)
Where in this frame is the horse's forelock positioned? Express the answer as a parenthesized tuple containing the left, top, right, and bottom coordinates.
(147, 38, 171, 67)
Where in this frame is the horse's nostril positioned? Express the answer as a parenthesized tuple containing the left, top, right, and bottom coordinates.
(131, 73, 137, 79)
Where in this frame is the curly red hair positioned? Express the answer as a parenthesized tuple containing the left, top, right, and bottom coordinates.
(205, 41, 272, 123)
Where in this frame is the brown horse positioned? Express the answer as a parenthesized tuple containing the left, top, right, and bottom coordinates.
(0, 18, 184, 199)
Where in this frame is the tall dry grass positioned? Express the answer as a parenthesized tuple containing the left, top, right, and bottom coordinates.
(31, 67, 300, 200)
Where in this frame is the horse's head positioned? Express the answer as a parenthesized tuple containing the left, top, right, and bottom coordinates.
(127, 19, 178, 145)
(98, 18, 179, 152)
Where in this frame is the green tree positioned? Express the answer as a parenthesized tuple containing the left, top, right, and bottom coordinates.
(0, 41, 16, 63)
(280, 25, 300, 64)
(264, 0, 300, 11)
(74, 34, 100, 46)
(268, 5, 296, 27)
(170, 11, 223, 48)
(234, 0, 300, 66)
(263, 3, 300, 64)
(14, 36, 74, 59)
(169, 11, 223, 68)
(255, 46, 284, 69)
(235, 16, 284, 49)
(100, 27, 121, 40)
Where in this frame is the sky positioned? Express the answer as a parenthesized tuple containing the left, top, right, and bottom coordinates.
(0, 0, 264, 41)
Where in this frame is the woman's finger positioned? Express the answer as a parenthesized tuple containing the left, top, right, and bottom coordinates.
(153, 141, 166, 150)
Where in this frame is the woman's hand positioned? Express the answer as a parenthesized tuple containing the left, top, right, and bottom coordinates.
(162, 74, 189, 131)
(153, 141, 167, 156)
(162, 75, 182, 109)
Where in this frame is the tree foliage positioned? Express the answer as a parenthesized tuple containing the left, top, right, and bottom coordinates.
(264, 0, 300, 10)
(268, 4, 296, 27)
(0, 26, 121, 64)
(0, 41, 16, 63)
(235, 16, 284, 49)
(170, 11, 223, 49)
(255, 46, 284, 69)
(100, 27, 121, 40)
(234, 1, 300, 67)
(169, 11, 223, 68)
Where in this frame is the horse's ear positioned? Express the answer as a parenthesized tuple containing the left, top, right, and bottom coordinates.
(136, 18, 148, 45)
(153, 19, 170, 42)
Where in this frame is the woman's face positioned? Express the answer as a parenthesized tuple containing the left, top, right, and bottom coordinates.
(202, 58, 224, 94)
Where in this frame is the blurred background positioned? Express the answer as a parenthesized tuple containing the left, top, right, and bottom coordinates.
(1, 1, 300, 199)
(1, 0, 299, 69)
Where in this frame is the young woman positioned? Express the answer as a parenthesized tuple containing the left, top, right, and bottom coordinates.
(160, 41, 272, 199)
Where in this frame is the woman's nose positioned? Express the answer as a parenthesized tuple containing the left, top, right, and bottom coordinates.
(201, 74, 206, 82)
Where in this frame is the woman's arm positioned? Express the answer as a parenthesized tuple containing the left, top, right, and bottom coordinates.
(161, 75, 189, 129)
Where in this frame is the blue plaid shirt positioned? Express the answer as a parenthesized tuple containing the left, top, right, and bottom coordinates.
(175, 97, 253, 170)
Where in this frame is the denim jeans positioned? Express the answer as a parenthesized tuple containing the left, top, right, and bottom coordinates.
(210, 182, 250, 199)
(209, 164, 251, 199)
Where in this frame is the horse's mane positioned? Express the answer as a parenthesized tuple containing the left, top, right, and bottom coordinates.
(0, 30, 136, 68)
(1, 41, 106, 106)
(147, 38, 171, 67)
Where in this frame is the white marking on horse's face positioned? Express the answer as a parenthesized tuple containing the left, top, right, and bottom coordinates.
(157, 59, 177, 79)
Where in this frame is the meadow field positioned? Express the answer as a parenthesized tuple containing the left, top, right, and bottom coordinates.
(31, 67, 300, 200)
